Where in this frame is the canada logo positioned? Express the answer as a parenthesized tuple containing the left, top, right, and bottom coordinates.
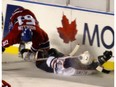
(57, 14, 78, 43)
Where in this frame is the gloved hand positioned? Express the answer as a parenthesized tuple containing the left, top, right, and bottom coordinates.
(98, 50, 112, 65)
(2, 47, 5, 53)
(21, 49, 36, 61)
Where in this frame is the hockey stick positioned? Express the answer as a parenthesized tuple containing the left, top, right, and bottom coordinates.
(35, 44, 80, 61)
(2, 56, 78, 64)
(32, 44, 80, 61)
(2, 44, 80, 64)
(96, 66, 111, 74)
(69, 44, 80, 56)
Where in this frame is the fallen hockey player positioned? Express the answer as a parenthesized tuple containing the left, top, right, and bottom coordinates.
(22, 48, 113, 76)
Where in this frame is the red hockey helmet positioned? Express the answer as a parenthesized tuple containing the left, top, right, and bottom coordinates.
(14, 6, 25, 13)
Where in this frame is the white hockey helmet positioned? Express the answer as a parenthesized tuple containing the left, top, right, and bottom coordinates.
(78, 51, 93, 65)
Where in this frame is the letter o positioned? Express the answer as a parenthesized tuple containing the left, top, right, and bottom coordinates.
(101, 26, 114, 49)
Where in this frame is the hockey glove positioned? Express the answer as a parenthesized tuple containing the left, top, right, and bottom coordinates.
(98, 51, 112, 65)
(21, 49, 36, 61)
(2, 47, 5, 53)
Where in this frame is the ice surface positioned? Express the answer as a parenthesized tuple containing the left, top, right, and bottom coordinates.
(2, 53, 114, 87)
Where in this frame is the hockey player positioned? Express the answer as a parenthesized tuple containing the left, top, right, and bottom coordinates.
(36, 49, 112, 76)
(2, 7, 50, 60)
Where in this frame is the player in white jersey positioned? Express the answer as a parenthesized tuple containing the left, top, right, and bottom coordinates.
(34, 48, 112, 76)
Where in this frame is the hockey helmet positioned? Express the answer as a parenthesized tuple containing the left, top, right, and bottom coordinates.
(21, 28, 33, 42)
(78, 51, 93, 65)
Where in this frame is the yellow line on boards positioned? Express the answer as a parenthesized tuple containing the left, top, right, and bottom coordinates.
(5, 46, 19, 54)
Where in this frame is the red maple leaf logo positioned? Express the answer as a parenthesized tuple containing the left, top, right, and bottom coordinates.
(57, 14, 77, 43)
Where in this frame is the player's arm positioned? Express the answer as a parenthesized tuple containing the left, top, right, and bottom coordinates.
(31, 28, 50, 52)
(2, 29, 21, 52)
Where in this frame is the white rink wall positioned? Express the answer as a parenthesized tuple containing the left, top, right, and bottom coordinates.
(2, 0, 114, 61)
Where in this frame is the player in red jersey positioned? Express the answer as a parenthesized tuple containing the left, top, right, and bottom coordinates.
(2, 7, 50, 61)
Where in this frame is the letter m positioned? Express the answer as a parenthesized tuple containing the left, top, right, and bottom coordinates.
(82, 23, 100, 47)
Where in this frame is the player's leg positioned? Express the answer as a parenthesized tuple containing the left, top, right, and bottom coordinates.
(48, 48, 64, 57)
(35, 50, 53, 72)
(35, 48, 64, 72)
